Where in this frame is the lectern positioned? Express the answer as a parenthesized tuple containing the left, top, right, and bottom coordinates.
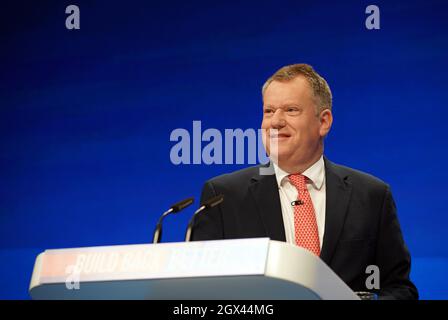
(29, 238, 359, 300)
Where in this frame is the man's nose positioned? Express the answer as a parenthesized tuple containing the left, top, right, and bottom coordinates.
(271, 109, 286, 129)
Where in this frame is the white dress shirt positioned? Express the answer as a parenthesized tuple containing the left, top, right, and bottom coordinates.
(273, 155, 326, 248)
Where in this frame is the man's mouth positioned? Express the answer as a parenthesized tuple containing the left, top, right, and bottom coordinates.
(269, 133, 291, 140)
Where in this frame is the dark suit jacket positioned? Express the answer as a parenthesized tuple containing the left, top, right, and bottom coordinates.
(192, 158, 418, 299)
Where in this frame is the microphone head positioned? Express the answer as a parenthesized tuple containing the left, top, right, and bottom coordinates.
(185, 194, 224, 242)
(203, 194, 224, 209)
(171, 197, 194, 212)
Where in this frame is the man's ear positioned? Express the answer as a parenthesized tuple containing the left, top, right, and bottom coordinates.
(319, 109, 333, 137)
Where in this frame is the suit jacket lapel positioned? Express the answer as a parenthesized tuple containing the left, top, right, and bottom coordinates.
(320, 158, 353, 265)
(246, 159, 352, 262)
(249, 168, 286, 242)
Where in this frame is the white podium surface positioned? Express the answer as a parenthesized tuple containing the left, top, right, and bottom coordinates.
(29, 238, 359, 300)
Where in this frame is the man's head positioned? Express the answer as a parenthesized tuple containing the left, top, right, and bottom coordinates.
(261, 63, 333, 173)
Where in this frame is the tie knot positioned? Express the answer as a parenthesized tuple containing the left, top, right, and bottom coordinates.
(288, 174, 308, 191)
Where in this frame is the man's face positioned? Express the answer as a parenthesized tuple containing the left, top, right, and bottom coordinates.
(261, 76, 332, 171)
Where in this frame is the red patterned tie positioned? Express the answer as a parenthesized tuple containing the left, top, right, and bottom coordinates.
(288, 174, 321, 256)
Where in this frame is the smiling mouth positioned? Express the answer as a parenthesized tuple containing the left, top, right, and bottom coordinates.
(269, 134, 290, 139)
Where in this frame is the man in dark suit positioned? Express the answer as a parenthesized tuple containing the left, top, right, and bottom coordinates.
(192, 64, 418, 299)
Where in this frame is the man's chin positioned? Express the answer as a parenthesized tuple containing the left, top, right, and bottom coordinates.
(268, 152, 293, 165)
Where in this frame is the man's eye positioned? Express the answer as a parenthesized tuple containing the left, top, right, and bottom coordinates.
(264, 109, 274, 114)
(287, 108, 299, 113)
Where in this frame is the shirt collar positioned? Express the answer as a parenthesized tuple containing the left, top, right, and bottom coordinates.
(273, 155, 325, 190)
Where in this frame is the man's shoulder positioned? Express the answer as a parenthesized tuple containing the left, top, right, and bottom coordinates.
(327, 159, 389, 190)
(205, 165, 264, 187)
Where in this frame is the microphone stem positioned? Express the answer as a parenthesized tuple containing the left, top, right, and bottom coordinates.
(185, 205, 205, 242)
(152, 208, 174, 244)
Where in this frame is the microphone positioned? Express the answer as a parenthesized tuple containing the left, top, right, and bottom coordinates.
(291, 200, 304, 206)
(152, 197, 194, 244)
(185, 194, 224, 242)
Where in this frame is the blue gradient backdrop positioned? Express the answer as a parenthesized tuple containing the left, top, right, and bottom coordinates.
(1, 0, 447, 299)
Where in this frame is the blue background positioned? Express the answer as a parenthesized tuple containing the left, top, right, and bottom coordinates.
(1, 0, 447, 299)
